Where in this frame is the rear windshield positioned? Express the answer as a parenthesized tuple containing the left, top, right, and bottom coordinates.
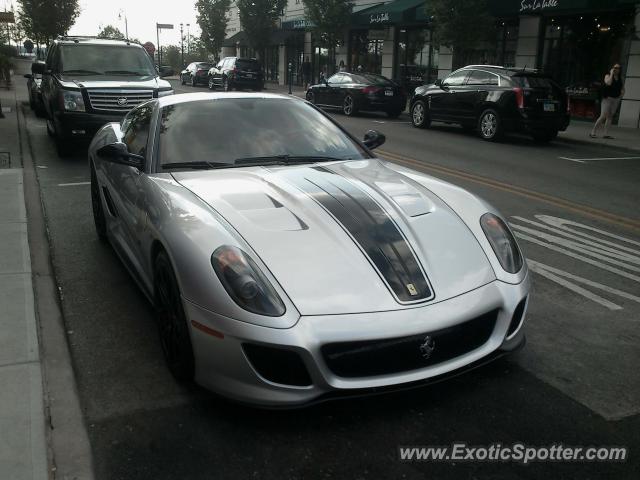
(60, 44, 156, 76)
(196, 63, 212, 69)
(512, 76, 555, 89)
(352, 74, 394, 86)
(236, 59, 260, 70)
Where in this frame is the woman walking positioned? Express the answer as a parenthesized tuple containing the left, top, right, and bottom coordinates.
(590, 64, 625, 139)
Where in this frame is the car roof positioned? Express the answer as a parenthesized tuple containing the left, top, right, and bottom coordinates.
(54, 36, 143, 48)
(158, 92, 301, 108)
(456, 65, 540, 76)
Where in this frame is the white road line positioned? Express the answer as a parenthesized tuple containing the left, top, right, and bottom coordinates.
(528, 260, 640, 305)
(57, 182, 90, 187)
(512, 216, 640, 261)
(560, 156, 640, 162)
(514, 231, 640, 282)
(527, 261, 622, 310)
(511, 224, 640, 270)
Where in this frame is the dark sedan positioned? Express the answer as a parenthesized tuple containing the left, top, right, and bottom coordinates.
(24, 67, 45, 117)
(306, 72, 406, 118)
(180, 62, 213, 87)
(410, 65, 570, 142)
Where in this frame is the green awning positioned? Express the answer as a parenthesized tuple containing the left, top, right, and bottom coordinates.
(488, 0, 638, 17)
(352, 0, 427, 26)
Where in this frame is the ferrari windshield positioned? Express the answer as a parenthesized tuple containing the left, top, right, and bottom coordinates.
(157, 98, 369, 169)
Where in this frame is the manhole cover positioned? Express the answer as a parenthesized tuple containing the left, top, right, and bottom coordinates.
(0, 152, 10, 168)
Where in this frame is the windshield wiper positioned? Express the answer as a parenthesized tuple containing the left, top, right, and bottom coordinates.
(105, 70, 147, 75)
(162, 161, 230, 170)
(62, 69, 103, 75)
(233, 155, 349, 165)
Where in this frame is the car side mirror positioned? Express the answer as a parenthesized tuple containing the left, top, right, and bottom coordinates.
(363, 130, 386, 150)
(434, 78, 443, 88)
(31, 61, 45, 75)
(97, 142, 145, 169)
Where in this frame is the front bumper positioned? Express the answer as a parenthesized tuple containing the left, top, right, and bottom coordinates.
(54, 111, 124, 140)
(184, 273, 530, 406)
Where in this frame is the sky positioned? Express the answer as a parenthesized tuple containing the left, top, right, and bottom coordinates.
(67, 0, 201, 48)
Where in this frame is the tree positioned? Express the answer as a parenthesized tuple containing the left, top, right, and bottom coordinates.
(97, 24, 125, 40)
(428, 0, 496, 69)
(237, 0, 286, 59)
(195, 0, 230, 59)
(18, 0, 81, 45)
(303, 0, 352, 74)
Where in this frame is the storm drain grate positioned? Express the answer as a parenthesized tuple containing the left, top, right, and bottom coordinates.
(0, 152, 10, 168)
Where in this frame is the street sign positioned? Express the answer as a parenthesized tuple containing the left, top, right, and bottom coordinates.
(156, 23, 174, 29)
(0, 11, 16, 23)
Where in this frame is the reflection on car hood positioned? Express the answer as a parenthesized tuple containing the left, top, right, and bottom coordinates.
(172, 159, 495, 315)
(58, 75, 170, 90)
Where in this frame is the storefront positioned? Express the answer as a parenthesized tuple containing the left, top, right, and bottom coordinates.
(488, 0, 640, 124)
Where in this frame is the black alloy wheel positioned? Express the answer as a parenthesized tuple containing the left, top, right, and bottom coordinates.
(478, 108, 503, 141)
(154, 251, 195, 382)
(343, 94, 357, 116)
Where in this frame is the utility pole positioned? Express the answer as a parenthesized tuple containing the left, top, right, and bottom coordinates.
(118, 9, 128, 40)
(186, 23, 190, 54)
(180, 23, 184, 68)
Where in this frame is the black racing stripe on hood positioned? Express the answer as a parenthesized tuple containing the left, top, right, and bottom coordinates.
(298, 166, 432, 303)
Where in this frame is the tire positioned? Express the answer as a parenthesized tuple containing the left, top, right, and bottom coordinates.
(208, 76, 215, 90)
(154, 250, 195, 382)
(386, 109, 402, 119)
(90, 165, 108, 243)
(411, 100, 430, 129)
(49, 118, 73, 156)
(478, 108, 503, 141)
(342, 94, 358, 116)
(532, 129, 558, 143)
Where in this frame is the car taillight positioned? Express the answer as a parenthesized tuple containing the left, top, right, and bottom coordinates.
(513, 87, 524, 109)
(363, 86, 382, 94)
(197, 69, 205, 75)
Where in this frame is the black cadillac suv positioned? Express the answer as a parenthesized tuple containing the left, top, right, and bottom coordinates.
(410, 65, 570, 142)
(207, 57, 264, 91)
(34, 36, 174, 155)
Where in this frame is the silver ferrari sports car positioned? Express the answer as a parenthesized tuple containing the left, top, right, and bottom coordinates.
(89, 92, 530, 406)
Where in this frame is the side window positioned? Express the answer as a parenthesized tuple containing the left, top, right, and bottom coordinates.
(122, 103, 154, 157)
(443, 70, 469, 87)
(328, 74, 343, 85)
(467, 70, 499, 86)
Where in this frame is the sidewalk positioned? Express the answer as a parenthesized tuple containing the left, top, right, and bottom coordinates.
(558, 120, 640, 153)
(0, 84, 48, 479)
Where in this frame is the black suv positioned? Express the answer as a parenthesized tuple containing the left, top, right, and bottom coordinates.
(410, 66, 570, 142)
(34, 37, 173, 155)
(207, 57, 263, 91)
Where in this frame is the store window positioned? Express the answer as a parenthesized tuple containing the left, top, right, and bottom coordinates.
(395, 28, 437, 91)
(460, 19, 518, 68)
(539, 12, 634, 119)
(350, 30, 385, 75)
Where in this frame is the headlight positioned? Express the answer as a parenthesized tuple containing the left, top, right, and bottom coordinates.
(157, 89, 174, 97)
(211, 246, 285, 317)
(60, 90, 85, 112)
(480, 213, 523, 274)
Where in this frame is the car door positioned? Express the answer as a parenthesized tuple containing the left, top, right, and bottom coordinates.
(104, 102, 154, 265)
(325, 74, 345, 106)
(429, 70, 470, 121)
(462, 70, 500, 122)
(40, 44, 59, 119)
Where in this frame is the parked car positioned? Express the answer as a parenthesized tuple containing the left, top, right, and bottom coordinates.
(306, 72, 407, 118)
(24, 61, 45, 116)
(34, 36, 173, 156)
(410, 65, 570, 142)
(207, 57, 263, 91)
(88, 92, 529, 406)
(180, 62, 213, 86)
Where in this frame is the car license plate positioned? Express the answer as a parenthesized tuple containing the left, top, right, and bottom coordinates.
(385, 91, 394, 96)
(543, 102, 555, 112)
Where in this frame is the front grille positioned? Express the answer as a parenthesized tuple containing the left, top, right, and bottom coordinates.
(87, 89, 153, 112)
(321, 309, 498, 378)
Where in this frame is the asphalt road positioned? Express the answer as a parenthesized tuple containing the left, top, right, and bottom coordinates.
(23, 81, 640, 479)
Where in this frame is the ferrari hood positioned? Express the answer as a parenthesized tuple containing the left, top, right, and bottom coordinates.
(173, 160, 495, 315)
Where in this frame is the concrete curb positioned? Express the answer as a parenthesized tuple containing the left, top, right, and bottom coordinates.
(20, 102, 96, 480)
